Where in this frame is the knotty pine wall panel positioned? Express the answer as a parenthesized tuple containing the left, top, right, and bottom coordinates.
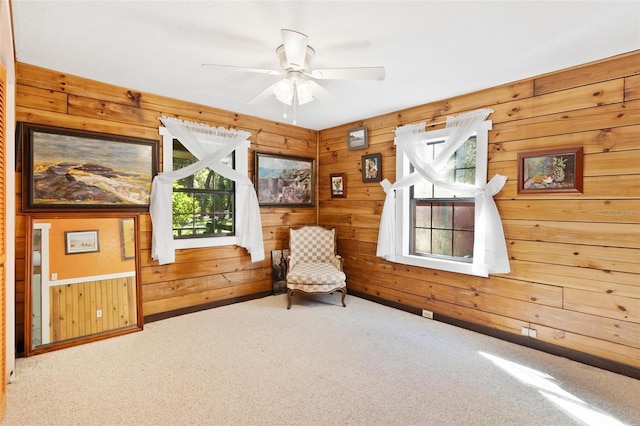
(318, 51, 640, 369)
(14, 62, 318, 353)
(49, 277, 137, 343)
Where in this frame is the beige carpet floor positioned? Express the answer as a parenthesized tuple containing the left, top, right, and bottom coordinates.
(2, 293, 639, 425)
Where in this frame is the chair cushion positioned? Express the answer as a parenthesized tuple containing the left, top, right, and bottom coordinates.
(287, 262, 346, 286)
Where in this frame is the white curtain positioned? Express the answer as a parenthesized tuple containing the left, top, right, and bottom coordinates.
(376, 108, 510, 275)
(150, 116, 265, 265)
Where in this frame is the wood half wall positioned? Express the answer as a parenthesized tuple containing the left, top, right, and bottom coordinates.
(318, 51, 640, 370)
(14, 62, 319, 354)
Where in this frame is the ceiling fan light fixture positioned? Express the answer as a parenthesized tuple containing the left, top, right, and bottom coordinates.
(295, 80, 314, 105)
(273, 78, 293, 105)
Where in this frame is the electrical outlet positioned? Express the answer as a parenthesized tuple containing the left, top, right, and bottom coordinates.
(422, 309, 433, 319)
(521, 326, 537, 338)
(96, 309, 102, 318)
(51, 273, 57, 281)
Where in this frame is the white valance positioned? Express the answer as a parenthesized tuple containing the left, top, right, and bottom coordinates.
(150, 116, 265, 265)
(376, 108, 510, 275)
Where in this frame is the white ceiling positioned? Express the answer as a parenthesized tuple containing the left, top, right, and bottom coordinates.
(11, 1, 640, 131)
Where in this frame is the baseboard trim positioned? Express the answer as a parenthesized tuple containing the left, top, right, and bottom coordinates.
(144, 291, 272, 323)
(349, 289, 640, 380)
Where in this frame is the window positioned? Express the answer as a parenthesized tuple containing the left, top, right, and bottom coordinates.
(410, 137, 476, 261)
(392, 121, 491, 276)
(160, 127, 248, 250)
(172, 139, 235, 239)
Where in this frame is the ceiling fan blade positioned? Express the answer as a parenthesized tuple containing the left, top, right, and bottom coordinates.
(281, 29, 308, 69)
(247, 81, 279, 104)
(310, 67, 386, 81)
(202, 63, 282, 76)
(306, 80, 337, 102)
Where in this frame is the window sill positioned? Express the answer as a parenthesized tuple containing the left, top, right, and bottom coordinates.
(173, 236, 238, 250)
(386, 254, 488, 277)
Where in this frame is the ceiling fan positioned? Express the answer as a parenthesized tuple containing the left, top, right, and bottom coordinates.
(202, 29, 385, 120)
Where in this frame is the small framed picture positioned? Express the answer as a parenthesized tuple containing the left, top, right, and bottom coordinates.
(65, 230, 100, 255)
(517, 147, 584, 194)
(362, 153, 382, 183)
(330, 173, 347, 198)
(347, 126, 368, 150)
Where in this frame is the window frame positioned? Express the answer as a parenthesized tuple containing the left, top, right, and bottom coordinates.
(160, 127, 247, 250)
(391, 121, 491, 276)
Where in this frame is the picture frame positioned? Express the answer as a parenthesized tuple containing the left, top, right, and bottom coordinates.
(20, 122, 158, 212)
(347, 126, 368, 150)
(255, 152, 315, 206)
(65, 230, 100, 255)
(330, 173, 347, 198)
(517, 147, 584, 194)
(119, 217, 136, 260)
(362, 153, 382, 183)
(271, 249, 290, 295)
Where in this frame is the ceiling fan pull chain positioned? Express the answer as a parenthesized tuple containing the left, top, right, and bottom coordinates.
(283, 103, 287, 119)
(293, 90, 297, 125)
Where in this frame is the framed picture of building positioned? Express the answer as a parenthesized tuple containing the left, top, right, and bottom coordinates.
(255, 152, 315, 206)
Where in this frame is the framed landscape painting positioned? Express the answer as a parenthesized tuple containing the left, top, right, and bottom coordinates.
(21, 123, 157, 211)
(65, 230, 99, 255)
(347, 126, 368, 150)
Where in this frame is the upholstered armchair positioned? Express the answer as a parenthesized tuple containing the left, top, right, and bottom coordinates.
(286, 226, 347, 309)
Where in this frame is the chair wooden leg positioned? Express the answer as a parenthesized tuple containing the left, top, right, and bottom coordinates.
(340, 287, 347, 307)
(287, 288, 292, 309)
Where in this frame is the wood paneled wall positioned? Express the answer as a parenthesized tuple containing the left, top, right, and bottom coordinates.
(14, 63, 318, 353)
(318, 51, 640, 369)
(12, 52, 640, 370)
(49, 276, 136, 343)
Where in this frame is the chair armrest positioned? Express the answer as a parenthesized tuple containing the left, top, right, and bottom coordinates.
(330, 255, 344, 271)
(285, 256, 293, 271)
